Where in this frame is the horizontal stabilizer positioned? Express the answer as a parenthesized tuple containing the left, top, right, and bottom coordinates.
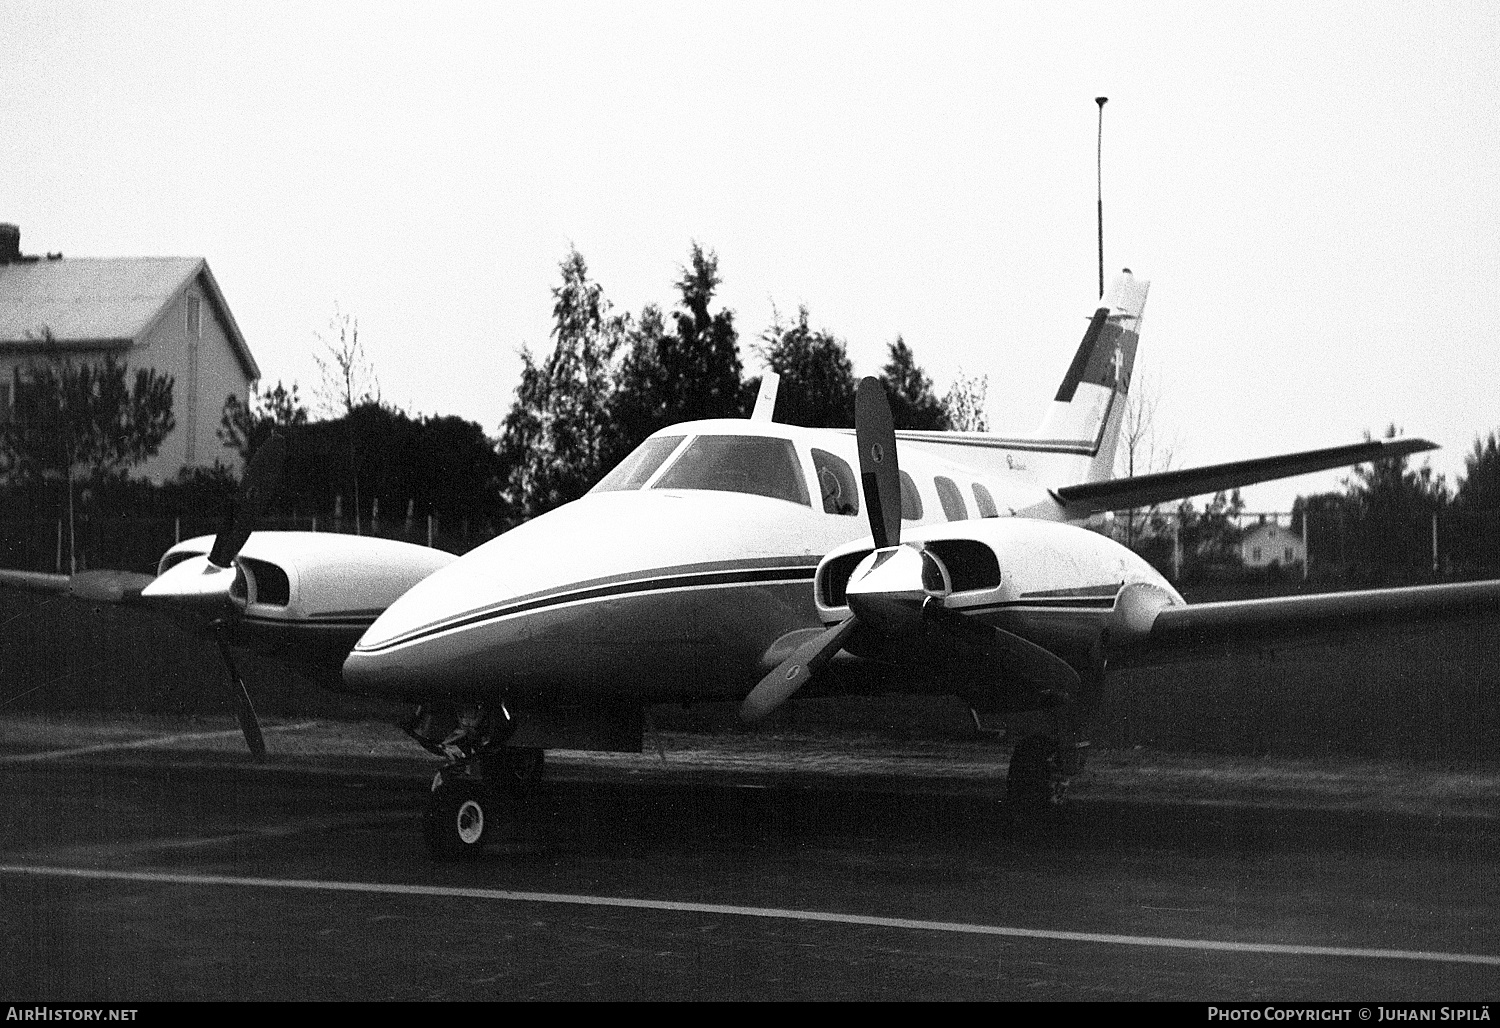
(1111, 579, 1500, 668)
(1052, 437, 1437, 516)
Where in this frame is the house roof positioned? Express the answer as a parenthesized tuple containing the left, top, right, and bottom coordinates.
(1242, 522, 1300, 543)
(0, 256, 259, 379)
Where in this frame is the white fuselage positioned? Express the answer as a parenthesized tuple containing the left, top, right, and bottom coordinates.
(341, 420, 1178, 704)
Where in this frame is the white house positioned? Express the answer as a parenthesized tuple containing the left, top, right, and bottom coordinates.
(0, 223, 259, 482)
(1241, 518, 1306, 570)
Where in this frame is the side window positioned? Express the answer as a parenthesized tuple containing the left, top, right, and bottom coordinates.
(898, 471, 923, 521)
(934, 476, 967, 522)
(811, 448, 859, 516)
(972, 483, 1000, 518)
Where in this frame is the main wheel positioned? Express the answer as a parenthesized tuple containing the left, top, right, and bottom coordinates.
(424, 777, 496, 860)
(1006, 734, 1062, 811)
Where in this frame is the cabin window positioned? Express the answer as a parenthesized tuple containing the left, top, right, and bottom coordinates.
(934, 476, 967, 522)
(812, 448, 859, 516)
(898, 471, 923, 520)
(591, 435, 685, 492)
(972, 482, 999, 518)
(652, 435, 811, 507)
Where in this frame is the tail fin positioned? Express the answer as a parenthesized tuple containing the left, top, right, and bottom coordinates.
(890, 271, 1148, 490)
(1032, 271, 1149, 483)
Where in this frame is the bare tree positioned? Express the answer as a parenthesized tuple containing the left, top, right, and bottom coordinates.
(1114, 368, 1177, 548)
(942, 369, 990, 432)
(313, 304, 379, 418)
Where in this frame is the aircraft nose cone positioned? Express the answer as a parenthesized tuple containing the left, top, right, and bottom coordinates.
(343, 490, 822, 699)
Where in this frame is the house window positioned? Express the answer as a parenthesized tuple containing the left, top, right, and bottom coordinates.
(1284, 547, 1294, 562)
(186, 295, 202, 337)
(1252, 546, 1262, 562)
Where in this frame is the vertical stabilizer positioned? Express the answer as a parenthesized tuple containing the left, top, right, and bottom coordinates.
(1033, 271, 1149, 483)
(750, 371, 781, 422)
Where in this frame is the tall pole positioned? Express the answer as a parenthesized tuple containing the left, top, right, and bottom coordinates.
(1095, 97, 1108, 298)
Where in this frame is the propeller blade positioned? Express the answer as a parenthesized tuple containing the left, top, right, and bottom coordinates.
(215, 630, 266, 760)
(922, 598, 1081, 693)
(68, 569, 155, 604)
(741, 617, 859, 722)
(209, 434, 287, 568)
(230, 677, 267, 761)
(855, 377, 902, 549)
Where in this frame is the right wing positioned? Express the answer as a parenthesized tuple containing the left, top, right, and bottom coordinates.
(1108, 579, 1500, 668)
(1053, 437, 1437, 516)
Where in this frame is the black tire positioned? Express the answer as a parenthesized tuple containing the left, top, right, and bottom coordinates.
(424, 778, 495, 860)
(1006, 734, 1061, 810)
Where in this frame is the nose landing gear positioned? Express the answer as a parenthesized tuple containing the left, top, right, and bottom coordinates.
(424, 773, 494, 859)
(405, 702, 546, 860)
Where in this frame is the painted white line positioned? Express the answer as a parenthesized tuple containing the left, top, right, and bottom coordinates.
(3, 863, 1497, 967)
(0, 721, 321, 764)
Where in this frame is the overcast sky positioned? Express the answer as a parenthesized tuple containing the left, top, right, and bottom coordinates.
(4, 1, 1496, 511)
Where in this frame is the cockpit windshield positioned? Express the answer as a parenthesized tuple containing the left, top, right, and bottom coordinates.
(591, 433, 812, 507)
(652, 435, 811, 506)
(591, 435, 685, 493)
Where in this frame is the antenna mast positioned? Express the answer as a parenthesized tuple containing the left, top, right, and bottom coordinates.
(1095, 96, 1108, 299)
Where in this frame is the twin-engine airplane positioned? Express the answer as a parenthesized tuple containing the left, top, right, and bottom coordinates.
(6, 271, 1500, 858)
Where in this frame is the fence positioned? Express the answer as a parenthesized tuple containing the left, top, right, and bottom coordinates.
(1102, 507, 1500, 584)
(0, 512, 505, 575)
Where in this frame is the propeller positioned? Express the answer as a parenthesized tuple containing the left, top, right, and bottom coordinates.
(4, 438, 287, 759)
(741, 378, 902, 721)
(139, 436, 286, 760)
(920, 598, 1080, 696)
(739, 618, 860, 723)
(215, 630, 267, 761)
(209, 434, 287, 568)
(741, 379, 1080, 723)
(855, 377, 902, 549)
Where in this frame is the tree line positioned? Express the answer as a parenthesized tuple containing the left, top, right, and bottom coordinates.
(1, 244, 971, 549)
(4, 243, 1498, 583)
(1116, 427, 1500, 586)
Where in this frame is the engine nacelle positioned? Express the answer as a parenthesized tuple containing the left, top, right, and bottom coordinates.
(155, 531, 456, 624)
(815, 517, 1182, 626)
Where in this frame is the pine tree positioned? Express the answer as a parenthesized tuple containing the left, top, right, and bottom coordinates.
(880, 336, 949, 431)
(609, 244, 743, 464)
(756, 305, 856, 428)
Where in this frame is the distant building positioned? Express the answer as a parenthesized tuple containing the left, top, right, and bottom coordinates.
(1241, 517, 1305, 570)
(0, 223, 259, 482)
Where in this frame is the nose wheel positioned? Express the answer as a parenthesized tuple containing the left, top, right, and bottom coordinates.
(424, 774, 502, 860)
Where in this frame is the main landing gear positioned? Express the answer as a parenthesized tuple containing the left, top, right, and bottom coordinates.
(1004, 734, 1090, 816)
(405, 702, 546, 859)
